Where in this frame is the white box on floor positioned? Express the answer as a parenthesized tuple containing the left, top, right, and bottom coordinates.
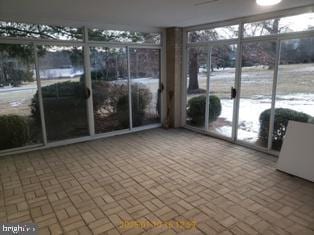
(277, 121, 314, 182)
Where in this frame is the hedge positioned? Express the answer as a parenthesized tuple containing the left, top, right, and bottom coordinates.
(116, 84, 151, 128)
(31, 81, 88, 140)
(259, 108, 312, 150)
(31, 81, 152, 137)
(187, 95, 222, 125)
(0, 115, 29, 150)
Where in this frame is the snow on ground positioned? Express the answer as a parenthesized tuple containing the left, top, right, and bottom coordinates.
(212, 94, 314, 143)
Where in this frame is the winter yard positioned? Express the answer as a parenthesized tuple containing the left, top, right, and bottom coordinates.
(1, 63, 313, 144)
(0, 70, 160, 119)
(187, 63, 314, 144)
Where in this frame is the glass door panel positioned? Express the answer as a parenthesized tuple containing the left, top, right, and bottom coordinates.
(208, 44, 237, 138)
(90, 47, 129, 133)
(238, 41, 276, 148)
(38, 46, 88, 141)
(186, 47, 208, 129)
(271, 38, 314, 151)
(129, 48, 161, 127)
(0, 44, 43, 150)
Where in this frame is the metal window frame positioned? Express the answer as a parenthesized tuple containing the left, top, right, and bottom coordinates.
(34, 45, 48, 145)
(268, 38, 281, 151)
(0, 24, 164, 157)
(83, 26, 95, 136)
(127, 46, 133, 130)
(204, 47, 211, 131)
(183, 40, 239, 140)
(182, 5, 314, 156)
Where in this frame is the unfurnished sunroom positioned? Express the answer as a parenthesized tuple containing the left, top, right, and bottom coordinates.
(0, 0, 314, 234)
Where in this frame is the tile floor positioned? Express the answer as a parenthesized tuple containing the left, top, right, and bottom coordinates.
(0, 128, 314, 235)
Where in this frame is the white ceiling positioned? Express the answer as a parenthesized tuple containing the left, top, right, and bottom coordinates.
(0, 0, 313, 31)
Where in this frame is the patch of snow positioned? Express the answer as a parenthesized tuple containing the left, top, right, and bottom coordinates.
(210, 93, 314, 143)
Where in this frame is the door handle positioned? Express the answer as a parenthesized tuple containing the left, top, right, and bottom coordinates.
(231, 87, 237, 99)
(160, 83, 164, 92)
(158, 83, 164, 93)
(85, 87, 91, 99)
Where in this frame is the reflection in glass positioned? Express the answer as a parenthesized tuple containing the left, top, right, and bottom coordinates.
(129, 48, 160, 127)
(90, 47, 129, 133)
(0, 44, 42, 150)
(38, 46, 88, 141)
(186, 47, 208, 128)
(238, 42, 276, 147)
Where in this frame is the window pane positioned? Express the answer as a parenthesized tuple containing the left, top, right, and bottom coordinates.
(90, 47, 129, 133)
(186, 47, 208, 128)
(38, 46, 88, 141)
(130, 48, 161, 127)
(244, 12, 314, 37)
(0, 21, 83, 40)
(188, 25, 238, 43)
(208, 44, 237, 138)
(238, 41, 276, 147)
(88, 29, 161, 44)
(272, 38, 314, 151)
(0, 44, 42, 150)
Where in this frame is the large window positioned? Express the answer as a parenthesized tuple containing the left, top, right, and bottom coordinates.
(0, 20, 162, 153)
(185, 9, 314, 154)
(0, 44, 43, 150)
(271, 38, 314, 151)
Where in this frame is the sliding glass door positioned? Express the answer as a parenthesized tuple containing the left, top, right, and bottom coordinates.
(38, 46, 89, 142)
(0, 21, 163, 154)
(184, 11, 314, 155)
(185, 38, 313, 153)
(186, 45, 236, 139)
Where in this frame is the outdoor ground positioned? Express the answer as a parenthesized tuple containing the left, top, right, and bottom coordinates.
(0, 74, 159, 142)
(0, 76, 159, 119)
(186, 63, 314, 145)
(1, 63, 313, 148)
(0, 128, 314, 234)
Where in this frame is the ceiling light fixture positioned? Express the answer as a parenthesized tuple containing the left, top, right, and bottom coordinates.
(256, 0, 282, 6)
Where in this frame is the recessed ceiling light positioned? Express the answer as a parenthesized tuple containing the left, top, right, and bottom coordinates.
(256, 0, 282, 6)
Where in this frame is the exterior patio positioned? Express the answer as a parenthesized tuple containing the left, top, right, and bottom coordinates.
(1, 128, 313, 235)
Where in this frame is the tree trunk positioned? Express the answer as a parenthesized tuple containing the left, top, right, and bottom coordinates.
(188, 48, 199, 92)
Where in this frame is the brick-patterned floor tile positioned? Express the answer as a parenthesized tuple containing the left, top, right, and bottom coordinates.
(1, 129, 314, 234)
